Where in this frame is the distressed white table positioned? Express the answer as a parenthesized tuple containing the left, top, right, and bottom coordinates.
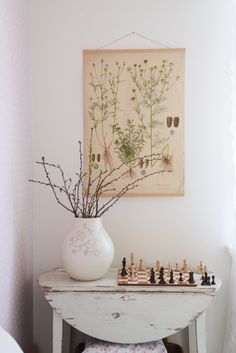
(38, 268, 221, 353)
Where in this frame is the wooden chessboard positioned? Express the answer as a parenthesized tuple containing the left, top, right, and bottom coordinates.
(118, 267, 198, 287)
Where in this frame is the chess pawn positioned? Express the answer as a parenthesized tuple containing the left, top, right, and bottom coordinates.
(169, 270, 175, 284)
(179, 272, 184, 282)
(188, 272, 195, 284)
(130, 264, 135, 280)
(211, 275, 216, 285)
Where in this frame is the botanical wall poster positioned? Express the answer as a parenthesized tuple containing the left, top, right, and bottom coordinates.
(83, 49, 185, 196)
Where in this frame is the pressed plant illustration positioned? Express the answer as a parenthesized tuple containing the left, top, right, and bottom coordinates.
(88, 59, 125, 169)
(127, 59, 180, 166)
(159, 144, 173, 172)
(84, 49, 185, 195)
(112, 119, 147, 178)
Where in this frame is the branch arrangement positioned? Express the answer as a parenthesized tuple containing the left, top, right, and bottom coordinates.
(30, 131, 172, 218)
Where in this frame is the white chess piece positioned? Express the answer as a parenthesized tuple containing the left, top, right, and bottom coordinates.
(156, 260, 160, 272)
(139, 258, 144, 271)
(130, 252, 134, 267)
(130, 264, 135, 280)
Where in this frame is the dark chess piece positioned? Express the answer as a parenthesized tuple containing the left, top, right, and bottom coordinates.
(169, 270, 175, 284)
(201, 272, 208, 285)
(179, 272, 183, 282)
(121, 257, 127, 277)
(188, 272, 195, 284)
(204, 272, 211, 286)
(149, 268, 156, 284)
(158, 266, 166, 284)
(211, 275, 216, 285)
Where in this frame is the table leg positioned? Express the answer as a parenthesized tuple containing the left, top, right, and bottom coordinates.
(189, 312, 206, 353)
(63, 320, 71, 353)
(53, 311, 63, 353)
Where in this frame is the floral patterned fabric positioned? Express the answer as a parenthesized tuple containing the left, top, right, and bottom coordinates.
(84, 337, 167, 353)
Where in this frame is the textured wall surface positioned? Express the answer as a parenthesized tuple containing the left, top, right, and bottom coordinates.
(31, 1, 234, 353)
(0, 0, 33, 351)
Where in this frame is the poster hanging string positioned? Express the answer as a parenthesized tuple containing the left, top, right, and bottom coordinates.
(97, 31, 171, 50)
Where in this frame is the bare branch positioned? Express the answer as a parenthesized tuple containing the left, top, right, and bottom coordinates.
(38, 158, 76, 216)
(30, 134, 172, 218)
(97, 153, 161, 194)
(97, 169, 169, 217)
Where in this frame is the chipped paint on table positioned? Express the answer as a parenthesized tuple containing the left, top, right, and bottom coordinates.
(38, 268, 221, 353)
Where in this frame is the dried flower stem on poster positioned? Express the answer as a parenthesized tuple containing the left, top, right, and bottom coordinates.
(83, 48, 185, 196)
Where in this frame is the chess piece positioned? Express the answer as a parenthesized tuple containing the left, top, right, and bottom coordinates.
(121, 257, 127, 277)
(201, 272, 208, 285)
(211, 275, 216, 285)
(149, 268, 156, 284)
(182, 259, 188, 273)
(199, 261, 204, 274)
(158, 267, 166, 284)
(130, 253, 134, 268)
(175, 263, 179, 271)
(156, 260, 160, 272)
(179, 272, 183, 282)
(121, 268, 127, 277)
(139, 258, 144, 271)
(169, 270, 174, 284)
(167, 263, 171, 275)
(204, 265, 207, 273)
(130, 264, 135, 280)
(188, 272, 195, 284)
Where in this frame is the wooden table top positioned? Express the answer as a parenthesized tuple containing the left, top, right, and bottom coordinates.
(38, 268, 221, 343)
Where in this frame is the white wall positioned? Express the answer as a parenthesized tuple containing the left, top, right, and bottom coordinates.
(0, 0, 33, 351)
(31, 1, 235, 353)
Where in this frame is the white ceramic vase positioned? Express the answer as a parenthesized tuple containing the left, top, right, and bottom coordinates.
(61, 217, 114, 281)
